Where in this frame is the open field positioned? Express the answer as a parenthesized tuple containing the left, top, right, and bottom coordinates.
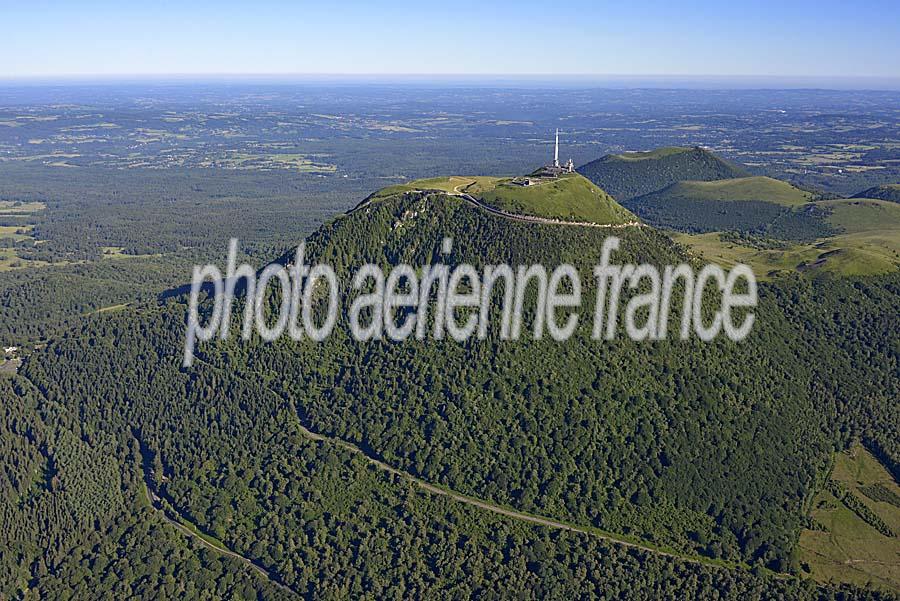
(408, 175, 504, 194)
(1, 153, 81, 164)
(609, 147, 694, 161)
(673, 198, 900, 277)
(0, 225, 33, 241)
(798, 446, 900, 592)
(0, 201, 44, 269)
(654, 177, 813, 207)
(203, 152, 337, 172)
(478, 173, 636, 225)
(0, 201, 46, 214)
(99, 246, 157, 260)
(0, 248, 53, 271)
(100, 246, 128, 258)
(0, 248, 17, 271)
(0, 358, 21, 374)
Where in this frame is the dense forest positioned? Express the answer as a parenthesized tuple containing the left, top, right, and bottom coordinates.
(0, 165, 364, 343)
(0, 165, 363, 261)
(2, 83, 900, 599)
(625, 194, 837, 240)
(228, 191, 894, 570)
(854, 185, 900, 203)
(0, 376, 293, 600)
(5, 189, 896, 598)
(0, 258, 192, 341)
(3, 305, 893, 600)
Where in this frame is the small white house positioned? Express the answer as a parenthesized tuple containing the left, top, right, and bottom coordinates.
(4, 346, 18, 355)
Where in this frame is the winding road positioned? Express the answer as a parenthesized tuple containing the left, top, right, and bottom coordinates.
(352, 186, 644, 230)
(51, 188, 777, 591)
(157, 356, 767, 583)
(134, 435, 300, 595)
(455, 192, 644, 229)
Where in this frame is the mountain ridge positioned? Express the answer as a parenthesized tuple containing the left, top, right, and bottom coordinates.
(853, 184, 900, 203)
(364, 173, 637, 226)
(577, 146, 750, 201)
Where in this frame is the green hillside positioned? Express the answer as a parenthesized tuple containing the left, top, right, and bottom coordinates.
(577, 146, 749, 201)
(234, 190, 893, 570)
(412, 175, 504, 194)
(629, 176, 826, 239)
(853, 184, 900, 203)
(368, 173, 636, 225)
(826, 197, 900, 233)
(9, 184, 900, 597)
(370, 175, 505, 198)
(477, 173, 636, 224)
(799, 445, 900, 591)
(648, 177, 813, 207)
(674, 198, 900, 277)
(809, 198, 900, 274)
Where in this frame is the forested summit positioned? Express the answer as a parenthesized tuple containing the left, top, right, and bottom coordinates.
(2, 183, 898, 598)
(577, 147, 750, 201)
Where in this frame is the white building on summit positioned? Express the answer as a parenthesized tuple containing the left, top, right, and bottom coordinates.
(512, 130, 575, 185)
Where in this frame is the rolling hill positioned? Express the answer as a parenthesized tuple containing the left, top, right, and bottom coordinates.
(475, 173, 637, 225)
(6, 176, 900, 598)
(639, 177, 813, 207)
(674, 197, 900, 277)
(374, 173, 637, 226)
(207, 186, 893, 572)
(577, 146, 749, 201)
(853, 184, 900, 203)
(627, 176, 826, 239)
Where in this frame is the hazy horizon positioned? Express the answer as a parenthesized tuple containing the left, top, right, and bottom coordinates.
(4, 0, 898, 81)
(2, 74, 900, 92)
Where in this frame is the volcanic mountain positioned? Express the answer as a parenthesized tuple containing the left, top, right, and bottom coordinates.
(577, 146, 749, 201)
(10, 172, 899, 597)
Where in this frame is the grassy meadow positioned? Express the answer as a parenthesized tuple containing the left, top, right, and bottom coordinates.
(798, 445, 900, 592)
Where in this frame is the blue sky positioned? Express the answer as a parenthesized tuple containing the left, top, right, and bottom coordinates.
(3, 0, 899, 79)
